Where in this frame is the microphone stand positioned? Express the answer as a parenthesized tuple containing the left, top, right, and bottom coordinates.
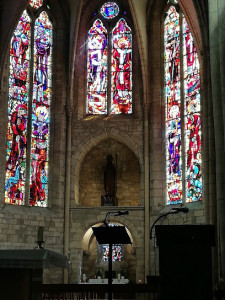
(150, 208, 189, 239)
(150, 210, 176, 279)
(150, 210, 179, 240)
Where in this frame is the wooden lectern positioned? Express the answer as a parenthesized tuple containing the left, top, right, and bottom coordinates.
(155, 225, 215, 300)
(92, 226, 131, 300)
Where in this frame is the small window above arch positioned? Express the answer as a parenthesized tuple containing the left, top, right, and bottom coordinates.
(29, 0, 43, 9)
(100, 2, 120, 19)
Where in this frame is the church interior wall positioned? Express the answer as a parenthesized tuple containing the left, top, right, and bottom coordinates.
(0, 0, 224, 288)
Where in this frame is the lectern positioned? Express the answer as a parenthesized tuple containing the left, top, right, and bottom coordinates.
(92, 226, 131, 300)
(155, 225, 215, 300)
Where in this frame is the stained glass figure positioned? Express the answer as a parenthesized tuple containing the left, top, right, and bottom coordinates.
(165, 6, 182, 204)
(103, 244, 123, 261)
(102, 223, 123, 262)
(29, 0, 43, 9)
(183, 17, 202, 202)
(100, 2, 119, 19)
(165, 6, 202, 205)
(87, 19, 108, 114)
(111, 18, 132, 114)
(5, 10, 31, 205)
(29, 11, 52, 207)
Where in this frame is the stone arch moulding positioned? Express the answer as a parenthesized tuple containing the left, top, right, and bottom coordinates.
(147, 0, 202, 55)
(73, 132, 143, 207)
(178, 0, 202, 54)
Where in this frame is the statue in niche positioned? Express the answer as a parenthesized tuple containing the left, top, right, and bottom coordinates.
(101, 155, 118, 206)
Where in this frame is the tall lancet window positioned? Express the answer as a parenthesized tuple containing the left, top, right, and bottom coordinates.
(165, 3, 202, 205)
(111, 19, 132, 114)
(5, 0, 52, 207)
(87, 19, 108, 114)
(86, 2, 132, 115)
(29, 11, 52, 207)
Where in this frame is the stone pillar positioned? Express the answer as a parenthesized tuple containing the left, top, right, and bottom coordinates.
(63, 105, 74, 283)
(144, 103, 150, 282)
(208, 0, 225, 284)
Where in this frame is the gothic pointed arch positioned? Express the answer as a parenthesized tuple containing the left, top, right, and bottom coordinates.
(5, 0, 53, 207)
(164, 2, 201, 205)
(5, 9, 31, 205)
(86, 2, 133, 115)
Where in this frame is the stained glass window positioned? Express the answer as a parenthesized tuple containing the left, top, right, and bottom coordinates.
(102, 223, 123, 262)
(5, 10, 31, 205)
(29, 0, 43, 9)
(87, 13, 132, 115)
(111, 18, 132, 114)
(101, 2, 119, 19)
(165, 6, 182, 204)
(29, 12, 52, 207)
(183, 17, 202, 202)
(165, 6, 201, 205)
(5, 2, 52, 207)
(103, 244, 123, 261)
(87, 19, 108, 114)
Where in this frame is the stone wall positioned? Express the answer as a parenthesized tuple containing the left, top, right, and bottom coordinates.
(0, 0, 222, 286)
(0, 205, 65, 283)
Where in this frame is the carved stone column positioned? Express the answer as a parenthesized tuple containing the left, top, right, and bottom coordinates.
(63, 105, 74, 283)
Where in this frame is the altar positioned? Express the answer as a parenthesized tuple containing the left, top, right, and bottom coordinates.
(88, 277, 129, 284)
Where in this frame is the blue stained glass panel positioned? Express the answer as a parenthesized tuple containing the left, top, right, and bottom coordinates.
(100, 2, 119, 19)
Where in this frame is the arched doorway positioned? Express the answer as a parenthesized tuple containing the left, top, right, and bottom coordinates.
(81, 222, 136, 283)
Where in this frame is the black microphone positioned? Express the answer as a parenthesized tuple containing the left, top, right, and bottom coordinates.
(171, 207, 189, 213)
(114, 211, 129, 216)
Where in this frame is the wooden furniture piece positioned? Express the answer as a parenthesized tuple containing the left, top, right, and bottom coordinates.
(0, 249, 69, 300)
(155, 224, 215, 300)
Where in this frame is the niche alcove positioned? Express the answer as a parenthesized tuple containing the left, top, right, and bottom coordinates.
(79, 138, 141, 207)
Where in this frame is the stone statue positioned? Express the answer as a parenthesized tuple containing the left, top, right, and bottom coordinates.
(104, 155, 117, 197)
(102, 155, 117, 206)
